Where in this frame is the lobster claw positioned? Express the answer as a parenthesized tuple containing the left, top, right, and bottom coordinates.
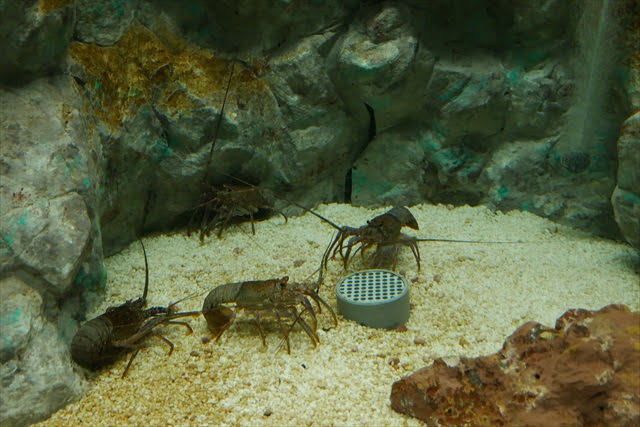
(202, 306, 236, 340)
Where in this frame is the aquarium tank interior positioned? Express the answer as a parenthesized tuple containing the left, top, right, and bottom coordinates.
(1, 0, 639, 426)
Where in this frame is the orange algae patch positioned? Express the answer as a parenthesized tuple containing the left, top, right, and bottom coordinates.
(69, 25, 269, 130)
(38, 0, 72, 13)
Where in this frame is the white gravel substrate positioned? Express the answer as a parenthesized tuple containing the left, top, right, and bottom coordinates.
(39, 203, 639, 426)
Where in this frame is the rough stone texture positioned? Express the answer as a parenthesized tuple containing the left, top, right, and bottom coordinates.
(0, 77, 102, 295)
(2, 193, 91, 294)
(611, 8, 640, 250)
(391, 304, 640, 426)
(345, 1, 628, 239)
(0, 0, 74, 84)
(74, 0, 135, 45)
(67, 24, 359, 253)
(0, 276, 86, 427)
(0, 77, 99, 425)
(137, 0, 359, 54)
(263, 32, 360, 205)
(329, 2, 425, 133)
(612, 112, 640, 250)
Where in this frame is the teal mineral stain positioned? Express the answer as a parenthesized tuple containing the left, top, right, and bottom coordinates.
(94, 81, 101, 91)
(508, 68, 523, 84)
(368, 96, 392, 111)
(111, 0, 125, 18)
(615, 66, 630, 85)
(497, 185, 510, 199)
(151, 139, 171, 160)
(75, 266, 108, 293)
(83, 177, 90, 189)
(624, 192, 640, 204)
(432, 148, 467, 171)
(0, 234, 13, 254)
(17, 211, 28, 226)
(514, 48, 546, 68)
(522, 201, 533, 212)
(420, 138, 440, 153)
(352, 171, 393, 195)
(437, 78, 468, 102)
(0, 309, 21, 325)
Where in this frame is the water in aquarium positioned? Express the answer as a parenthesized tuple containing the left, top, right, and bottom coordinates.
(1, 1, 638, 426)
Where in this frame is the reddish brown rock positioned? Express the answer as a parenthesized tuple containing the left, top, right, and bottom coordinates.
(391, 305, 640, 426)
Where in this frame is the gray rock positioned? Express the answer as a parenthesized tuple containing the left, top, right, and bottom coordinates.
(0, 77, 100, 295)
(0, 276, 42, 363)
(137, 0, 359, 54)
(0, 276, 85, 427)
(0, 0, 74, 84)
(351, 124, 428, 206)
(611, 112, 640, 250)
(329, 2, 424, 132)
(2, 193, 91, 294)
(74, 0, 136, 45)
(264, 32, 360, 206)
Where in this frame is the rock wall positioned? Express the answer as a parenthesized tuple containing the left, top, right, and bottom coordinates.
(0, 0, 638, 424)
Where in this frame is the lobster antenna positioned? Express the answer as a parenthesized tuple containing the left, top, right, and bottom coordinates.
(203, 60, 236, 182)
(237, 225, 270, 258)
(140, 238, 149, 302)
(167, 292, 200, 309)
(414, 237, 530, 244)
(285, 200, 342, 231)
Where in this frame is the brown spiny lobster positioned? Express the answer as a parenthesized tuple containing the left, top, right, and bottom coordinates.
(295, 204, 515, 272)
(186, 61, 288, 241)
(70, 240, 199, 377)
(188, 182, 287, 241)
(299, 205, 423, 271)
(201, 275, 337, 353)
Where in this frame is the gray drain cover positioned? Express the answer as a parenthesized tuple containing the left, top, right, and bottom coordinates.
(335, 269, 410, 329)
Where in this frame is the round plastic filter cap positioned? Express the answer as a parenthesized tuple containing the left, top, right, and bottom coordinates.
(335, 269, 410, 329)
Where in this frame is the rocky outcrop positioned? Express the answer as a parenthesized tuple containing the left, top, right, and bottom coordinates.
(0, 276, 86, 427)
(611, 8, 640, 250)
(0, 77, 102, 296)
(0, 77, 100, 426)
(390, 304, 640, 426)
(0, 0, 74, 84)
(612, 113, 640, 250)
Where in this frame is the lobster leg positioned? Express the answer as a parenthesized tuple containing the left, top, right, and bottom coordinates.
(216, 209, 235, 238)
(253, 311, 267, 347)
(307, 293, 338, 328)
(295, 315, 319, 347)
(275, 311, 291, 354)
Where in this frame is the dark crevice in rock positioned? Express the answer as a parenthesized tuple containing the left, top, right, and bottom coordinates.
(345, 102, 376, 203)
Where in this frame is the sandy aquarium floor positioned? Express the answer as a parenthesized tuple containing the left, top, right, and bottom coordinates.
(39, 203, 639, 426)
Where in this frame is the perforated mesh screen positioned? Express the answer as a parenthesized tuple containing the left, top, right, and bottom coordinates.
(336, 270, 408, 304)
